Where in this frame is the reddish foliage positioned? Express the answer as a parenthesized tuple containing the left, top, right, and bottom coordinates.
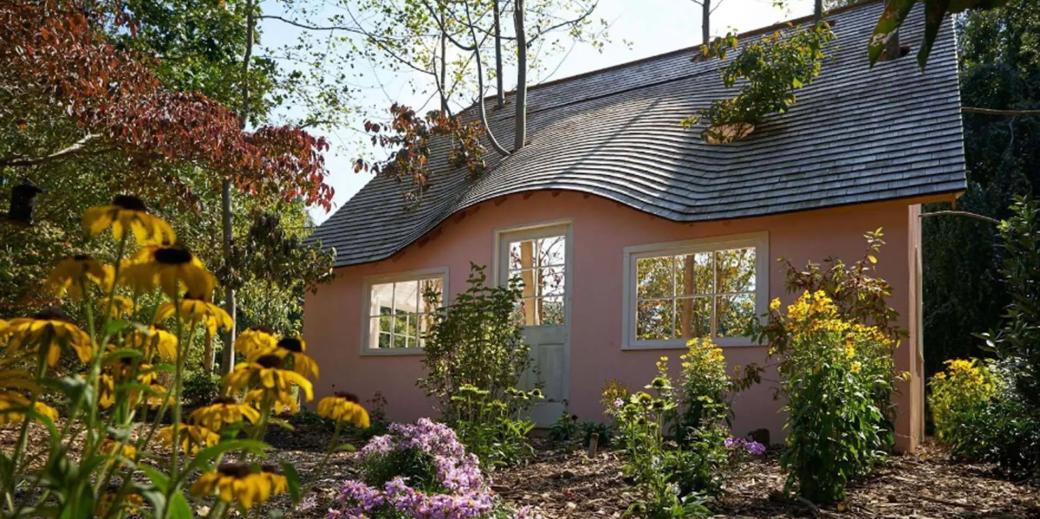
(356, 104, 486, 205)
(0, 0, 333, 211)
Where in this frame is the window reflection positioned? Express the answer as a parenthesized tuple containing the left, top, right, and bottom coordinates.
(368, 276, 443, 349)
(509, 235, 566, 326)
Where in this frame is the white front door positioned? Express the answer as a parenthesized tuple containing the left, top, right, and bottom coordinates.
(497, 223, 570, 426)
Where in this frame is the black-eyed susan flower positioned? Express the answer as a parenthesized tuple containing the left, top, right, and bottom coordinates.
(95, 491, 143, 517)
(154, 297, 231, 337)
(82, 195, 176, 245)
(233, 328, 278, 357)
(249, 336, 318, 381)
(46, 255, 114, 299)
(245, 388, 298, 414)
(4, 309, 92, 367)
(128, 325, 178, 362)
(121, 246, 215, 299)
(316, 392, 370, 429)
(157, 423, 219, 454)
(0, 391, 58, 425)
(98, 294, 135, 319)
(190, 396, 260, 431)
(226, 354, 313, 405)
(100, 438, 138, 463)
(98, 362, 167, 409)
(190, 463, 288, 509)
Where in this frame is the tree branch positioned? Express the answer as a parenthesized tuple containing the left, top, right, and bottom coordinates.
(962, 106, 1040, 116)
(465, 1, 510, 157)
(919, 210, 999, 225)
(0, 134, 97, 167)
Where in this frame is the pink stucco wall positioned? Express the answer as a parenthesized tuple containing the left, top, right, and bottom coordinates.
(304, 191, 942, 451)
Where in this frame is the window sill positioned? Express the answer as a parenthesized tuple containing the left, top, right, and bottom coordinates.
(360, 348, 426, 357)
(621, 338, 764, 351)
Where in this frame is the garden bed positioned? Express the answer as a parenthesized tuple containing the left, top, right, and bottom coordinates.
(275, 437, 1040, 518)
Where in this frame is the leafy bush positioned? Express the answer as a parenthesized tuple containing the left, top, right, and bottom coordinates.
(548, 412, 613, 450)
(771, 291, 896, 503)
(579, 421, 613, 449)
(608, 339, 751, 518)
(182, 369, 222, 410)
(329, 418, 534, 519)
(419, 264, 538, 467)
(548, 412, 579, 446)
(928, 358, 1002, 455)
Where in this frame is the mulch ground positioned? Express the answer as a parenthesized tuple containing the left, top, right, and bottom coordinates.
(6, 423, 1039, 518)
(278, 436, 1040, 518)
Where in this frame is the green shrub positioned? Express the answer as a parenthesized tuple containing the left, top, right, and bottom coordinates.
(418, 264, 538, 467)
(548, 411, 579, 446)
(609, 339, 736, 518)
(928, 358, 1001, 455)
(182, 369, 221, 410)
(450, 384, 540, 469)
(772, 291, 896, 504)
(579, 421, 613, 449)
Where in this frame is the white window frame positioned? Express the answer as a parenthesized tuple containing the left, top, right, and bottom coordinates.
(360, 267, 448, 356)
(621, 232, 769, 350)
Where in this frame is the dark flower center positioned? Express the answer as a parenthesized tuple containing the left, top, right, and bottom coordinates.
(73, 254, 91, 261)
(277, 337, 303, 353)
(251, 326, 275, 335)
(216, 463, 253, 478)
(211, 396, 238, 406)
(256, 355, 284, 369)
(33, 307, 71, 322)
(112, 195, 148, 212)
(260, 464, 281, 474)
(153, 247, 192, 265)
(333, 391, 359, 403)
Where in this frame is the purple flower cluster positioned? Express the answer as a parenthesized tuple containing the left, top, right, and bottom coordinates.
(331, 418, 529, 519)
(724, 436, 767, 456)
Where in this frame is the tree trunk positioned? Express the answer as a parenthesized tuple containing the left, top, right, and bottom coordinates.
(513, 0, 527, 151)
(493, 0, 504, 108)
(439, 3, 448, 113)
(814, 0, 823, 23)
(221, 0, 253, 374)
(701, 0, 710, 46)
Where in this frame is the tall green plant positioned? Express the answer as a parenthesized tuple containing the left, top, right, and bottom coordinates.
(418, 264, 530, 416)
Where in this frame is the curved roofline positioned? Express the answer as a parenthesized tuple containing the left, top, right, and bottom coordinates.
(329, 185, 962, 270)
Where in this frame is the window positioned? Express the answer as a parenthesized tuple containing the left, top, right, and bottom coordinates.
(363, 270, 445, 353)
(623, 233, 768, 348)
(505, 232, 567, 326)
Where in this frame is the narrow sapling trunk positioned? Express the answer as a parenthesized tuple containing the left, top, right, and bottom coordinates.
(702, 0, 710, 46)
(513, 0, 527, 150)
(493, 0, 504, 108)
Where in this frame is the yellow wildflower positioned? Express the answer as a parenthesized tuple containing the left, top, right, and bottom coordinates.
(46, 255, 113, 299)
(82, 195, 175, 245)
(3, 309, 92, 367)
(190, 397, 260, 431)
(155, 297, 231, 337)
(157, 423, 219, 454)
(121, 245, 215, 299)
(190, 463, 287, 509)
(234, 328, 278, 357)
(316, 392, 371, 429)
(226, 354, 313, 404)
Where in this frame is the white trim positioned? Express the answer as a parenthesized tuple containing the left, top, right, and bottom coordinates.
(493, 221, 573, 423)
(621, 232, 769, 350)
(359, 267, 449, 357)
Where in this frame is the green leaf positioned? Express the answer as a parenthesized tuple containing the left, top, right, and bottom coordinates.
(139, 464, 170, 493)
(185, 439, 270, 474)
(104, 318, 132, 335)
(281, 461, 302, 504)
(168, 490, 192, 519)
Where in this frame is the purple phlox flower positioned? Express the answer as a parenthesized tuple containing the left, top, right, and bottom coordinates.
(613, 398, 624, 409)
(744, 440, 767, 456)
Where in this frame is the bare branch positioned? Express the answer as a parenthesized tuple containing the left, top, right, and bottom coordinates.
(962, 106, 1040, 116)
(0, 134, 97, 167)
(919, 210, 1000, 225)
(465, 1, 511, 157)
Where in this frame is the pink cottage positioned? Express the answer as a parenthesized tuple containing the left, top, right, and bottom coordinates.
(304, 2, 965, 452)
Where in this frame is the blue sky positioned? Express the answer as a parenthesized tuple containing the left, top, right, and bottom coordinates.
(259, 0, 817, 223)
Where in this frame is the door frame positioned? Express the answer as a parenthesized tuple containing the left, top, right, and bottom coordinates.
(492, 219, 573, 412)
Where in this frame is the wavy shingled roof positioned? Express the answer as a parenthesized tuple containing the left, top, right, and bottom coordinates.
(313, 0, 966, 267)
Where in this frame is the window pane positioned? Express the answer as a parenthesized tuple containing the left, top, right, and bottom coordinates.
(509, 240, 536, 271)
(418, 278, 443, 313)
(537, 266, 566, 297)
(378, 315, 394, 348)
(393, 280, 420, 314)
(717, 293, 756, 337)
(636, 299, 675, 340)
(538, 236, 566, 267)
(514, 297, 535, 326)
(370, 282, 395, 317)
(636, 256, 673, 299)
(716, 248, 756, 293)
(395, 314, 417, 346)
(539, 295, 565, 325)
(676, 296, 712, 339)
(675, 252, 713, 296)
